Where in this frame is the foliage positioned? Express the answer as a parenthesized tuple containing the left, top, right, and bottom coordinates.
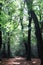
(0, 0, 43, 57)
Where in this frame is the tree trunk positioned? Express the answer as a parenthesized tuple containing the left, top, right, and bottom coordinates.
(20, 17, 30, 60)
(7, 32, 10, 58)
(0, 24, 2, 49)
(26, 17, 32, 60)
(0, 24, 2, 61)
(30, 10, 43, 65)
(2, 43, 6, 58)
(0, 3, 3, 61)
(0, 3, 3, 49)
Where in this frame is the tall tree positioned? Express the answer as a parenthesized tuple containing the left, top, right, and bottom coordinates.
(30, 10, 43, 65)
(25, 1, 43, 64)
(24, 0, 33, 60)
(19, 4, 28, 58)
(0, 24, 2, 49)
(0, 2, 3, 49)
(27, 16, 32, 60)
(20, 1, 32, 60)
(7, 32, 11, 58)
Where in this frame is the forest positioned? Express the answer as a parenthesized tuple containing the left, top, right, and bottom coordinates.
(0, 0, 43, 65)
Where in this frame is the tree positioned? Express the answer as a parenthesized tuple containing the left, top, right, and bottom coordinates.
(30, 10, 43, 65)
(24, 0, 33, 60)
(19, 3, 27, 58)
(0, 24, 2, 49)
(7, 32, 11, 58)
(25, 0, 43, 64)
(0, 2, 3, 49)
(27, 17, 32, 60)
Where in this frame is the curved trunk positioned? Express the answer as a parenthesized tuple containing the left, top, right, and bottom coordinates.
(30, 10, 43, 65)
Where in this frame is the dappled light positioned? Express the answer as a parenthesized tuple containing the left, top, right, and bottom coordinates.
(0, 0, 43, 65)
(0, 57, 41, 65)
(32, 59, 41, 65)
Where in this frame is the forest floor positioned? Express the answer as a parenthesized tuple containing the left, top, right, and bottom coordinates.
(0, 56, 41, 65)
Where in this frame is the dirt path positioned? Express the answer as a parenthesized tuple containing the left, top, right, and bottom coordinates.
(0, 57, 41, 65)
